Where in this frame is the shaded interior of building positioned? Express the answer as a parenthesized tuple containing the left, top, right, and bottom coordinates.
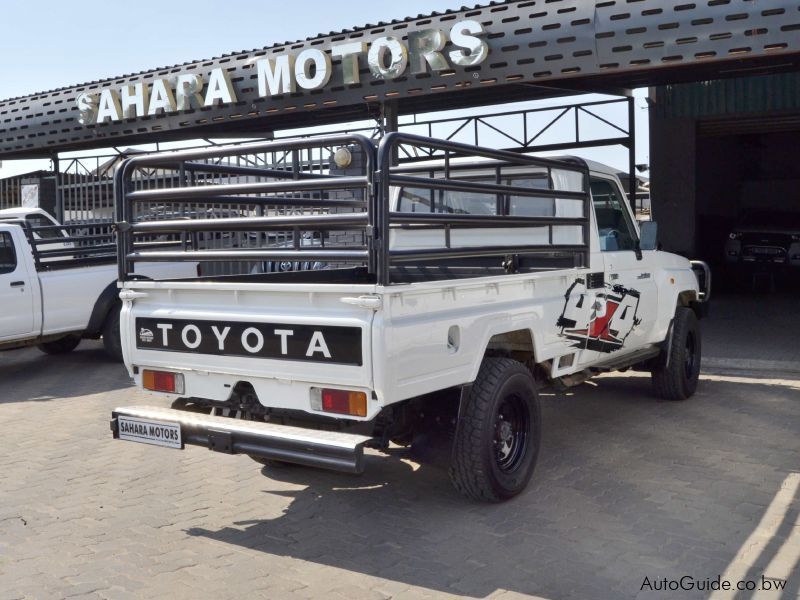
(652, 73, 800, 292)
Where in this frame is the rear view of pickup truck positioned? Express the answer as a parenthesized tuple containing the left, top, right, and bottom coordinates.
(110, 134, 709, 501)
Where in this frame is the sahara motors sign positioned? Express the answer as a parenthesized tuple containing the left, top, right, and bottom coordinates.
(76, 19, 488, 126)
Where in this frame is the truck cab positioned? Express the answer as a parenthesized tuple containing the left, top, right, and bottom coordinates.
(0, 225, 40, 342)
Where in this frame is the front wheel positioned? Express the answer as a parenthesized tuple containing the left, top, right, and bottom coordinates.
(651, 306, 701, 401)
(37, 334, 81, 355)
(449, 357, 541, 502)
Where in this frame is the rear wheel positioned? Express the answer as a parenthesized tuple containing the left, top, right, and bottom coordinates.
(37, 334, 81, 355)
(449, 357, 541, 502)
(651, 307, 701, 401)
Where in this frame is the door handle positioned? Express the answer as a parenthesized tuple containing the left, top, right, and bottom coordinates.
(10, 281, 25, 287)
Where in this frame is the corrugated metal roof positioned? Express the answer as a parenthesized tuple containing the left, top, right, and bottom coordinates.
(655, 73, 800, 119)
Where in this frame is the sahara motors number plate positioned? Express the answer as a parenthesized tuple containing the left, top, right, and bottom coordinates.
(117, 416, 182, 449)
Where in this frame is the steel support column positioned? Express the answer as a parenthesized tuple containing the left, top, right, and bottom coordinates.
(628, 97, 637, 214)
(52, 153, 63, 222)
(383, 101, 400, 166)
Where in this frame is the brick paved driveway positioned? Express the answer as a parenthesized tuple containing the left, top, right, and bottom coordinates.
(0, 342, 798, 600)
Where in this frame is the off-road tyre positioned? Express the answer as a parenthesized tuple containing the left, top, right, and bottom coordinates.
(102, 304, 123, 361)
(651, 307, 701, 401)
(37, 334, 81, 355)
(449, 357, 541, 502)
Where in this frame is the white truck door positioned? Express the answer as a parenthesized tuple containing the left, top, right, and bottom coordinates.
(589, 176, 659, 355)
(0, 227, 37, 340)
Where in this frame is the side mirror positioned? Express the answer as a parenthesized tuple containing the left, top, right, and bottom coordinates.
(639, 221, 658, 251)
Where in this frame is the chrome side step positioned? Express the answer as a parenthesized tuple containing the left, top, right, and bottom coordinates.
(111, 405, 372, 474)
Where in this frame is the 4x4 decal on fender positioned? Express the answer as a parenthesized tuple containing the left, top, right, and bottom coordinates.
(556, 278, 642, 353)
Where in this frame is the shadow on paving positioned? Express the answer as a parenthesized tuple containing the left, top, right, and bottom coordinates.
(186, 374, 800, 599)
(0, 342, 131, 403)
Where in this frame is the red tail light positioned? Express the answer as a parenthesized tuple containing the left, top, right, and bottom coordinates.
(142, 369, 185, 394)
(311, 388, 367, 417)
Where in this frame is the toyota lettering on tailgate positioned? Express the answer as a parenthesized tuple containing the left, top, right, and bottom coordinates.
(135, 318, 362, 365)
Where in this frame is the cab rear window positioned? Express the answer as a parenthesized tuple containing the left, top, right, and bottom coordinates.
(0, 232, 17, 274)
(397, 174, 554, 216)
(25, 215, 65, 239)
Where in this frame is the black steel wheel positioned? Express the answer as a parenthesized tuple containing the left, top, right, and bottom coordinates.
(450, 357, 541, 502)
(494, 394, 531, 473)
(651, 306, 701, 401)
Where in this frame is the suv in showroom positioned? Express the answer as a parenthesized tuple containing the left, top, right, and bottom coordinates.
(725, 210, 800, 274)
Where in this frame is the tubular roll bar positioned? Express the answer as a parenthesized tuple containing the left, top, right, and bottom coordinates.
(180, 161, 326, 181)
(114, 133, 591, 285)
(125, 249, 370, 263)
(131, 213, 370, 234)
(125, 176, 370, 203)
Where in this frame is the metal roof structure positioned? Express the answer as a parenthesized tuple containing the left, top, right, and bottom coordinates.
(2, 0, 800, 159)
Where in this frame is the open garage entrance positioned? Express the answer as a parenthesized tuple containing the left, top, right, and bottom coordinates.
(697, 128, 800, 288)
(652, 73, 800, 375)
(698, 127, 800, 374)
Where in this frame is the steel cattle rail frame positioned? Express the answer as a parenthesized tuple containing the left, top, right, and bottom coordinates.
(114, 133, 591, 285)
(375, 132, 590, 285)
(114, 134, 378, 282)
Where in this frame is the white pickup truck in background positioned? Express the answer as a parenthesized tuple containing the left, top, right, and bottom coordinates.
(0, 208, 196, 359)
(0, 207, 74, 257)
(109, 134, 710, 502)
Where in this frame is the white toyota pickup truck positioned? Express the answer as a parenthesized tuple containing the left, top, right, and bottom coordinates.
(110, 134, 710, 502)
(0, 208, 195, 359)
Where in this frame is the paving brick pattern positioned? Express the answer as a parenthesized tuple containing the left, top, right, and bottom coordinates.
(0, 341, 798, 600)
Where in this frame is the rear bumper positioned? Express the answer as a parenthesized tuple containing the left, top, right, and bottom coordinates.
(111, 405, 372, 474)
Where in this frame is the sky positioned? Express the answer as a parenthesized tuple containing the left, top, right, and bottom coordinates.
(0, 0, 649, 176)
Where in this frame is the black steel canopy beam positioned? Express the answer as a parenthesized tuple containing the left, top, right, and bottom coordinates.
(2, 0, 800, 159)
